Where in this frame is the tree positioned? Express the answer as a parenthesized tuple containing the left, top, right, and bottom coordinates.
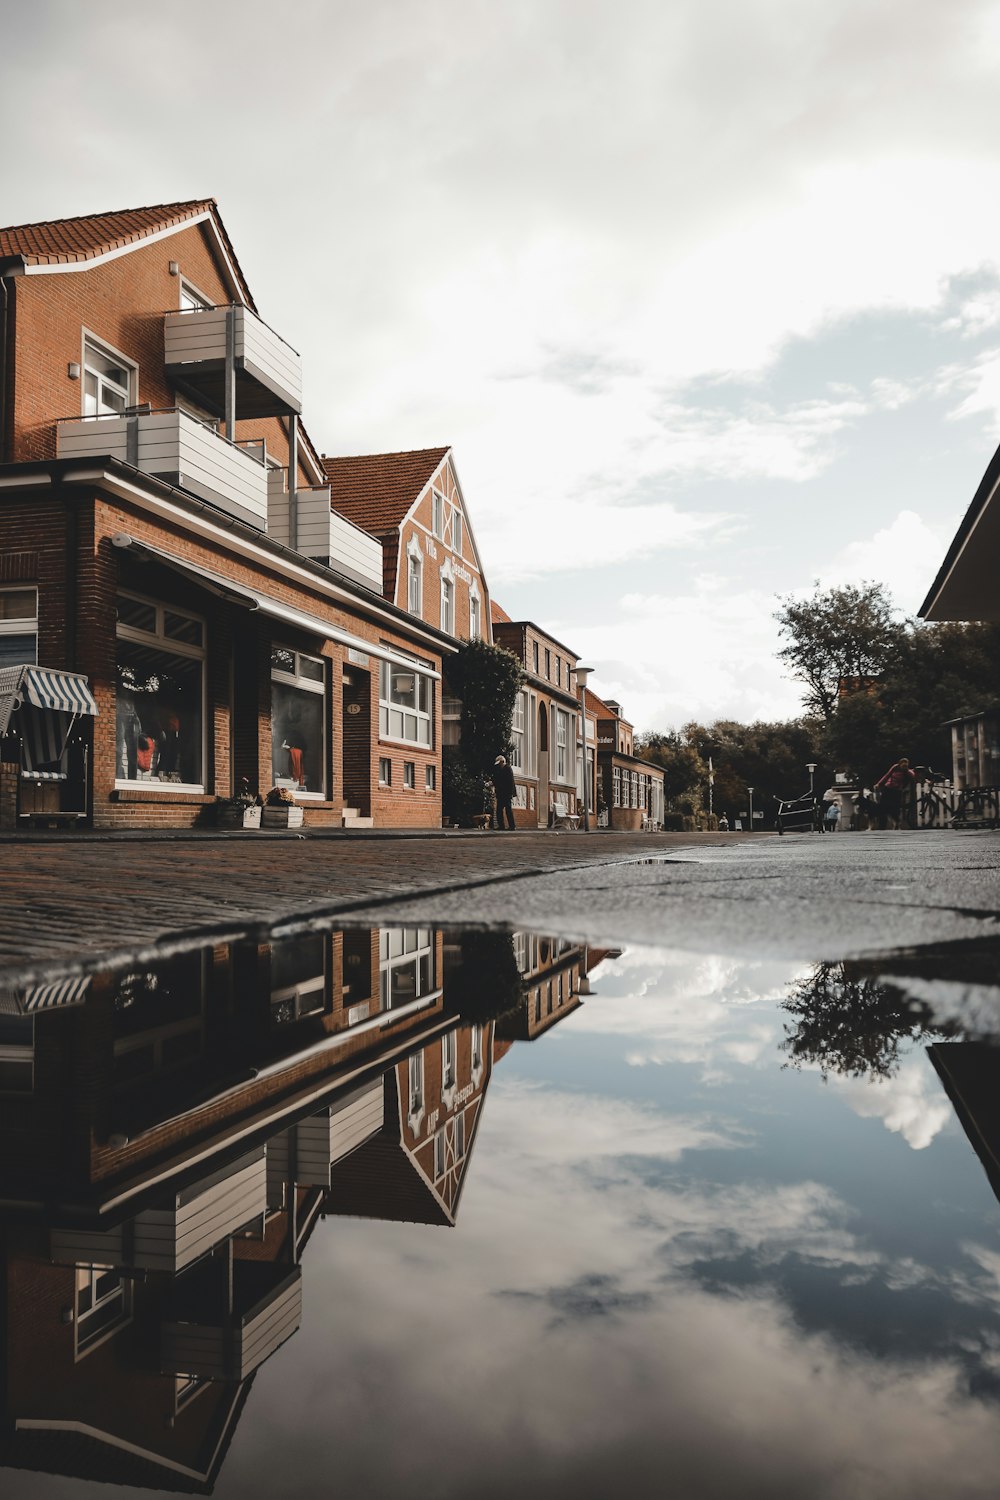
(634, 730, 706, 812)
(775, 582, 905, 723)
(781, 961, 949, 1080)
(442, 638, 524, 825)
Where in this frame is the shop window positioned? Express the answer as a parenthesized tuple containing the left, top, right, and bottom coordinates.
(116, 592, 204, 789)
(403, 761, 415, 789)
(75, 1265, 132, 1356)
(0, 587, 37, 668)
(379, 655, 433, 747)
(83, 337, 135, 417)
(271, 648, 326, 797)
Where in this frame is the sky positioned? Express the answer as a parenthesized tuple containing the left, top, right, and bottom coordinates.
(3, 0, 1000, 729)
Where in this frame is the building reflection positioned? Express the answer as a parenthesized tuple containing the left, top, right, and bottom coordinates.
(0, 924, 600, 1491)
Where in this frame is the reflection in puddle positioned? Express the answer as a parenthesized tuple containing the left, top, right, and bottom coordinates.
(0, 932, 999, 1497)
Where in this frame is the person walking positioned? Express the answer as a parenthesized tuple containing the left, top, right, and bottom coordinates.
(875, 758, 916, 830)
(491, 754, 517, 830)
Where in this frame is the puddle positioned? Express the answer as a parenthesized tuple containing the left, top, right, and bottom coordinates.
(2, 926, 1000, 1498)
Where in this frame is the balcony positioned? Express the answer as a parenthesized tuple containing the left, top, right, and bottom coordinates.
(267, 468, 383, 589)
(266, 1082, 384, 1198)
(164, 304, 302, 419)
(58, 408, 269, 528)
(162, 1260, 303, 1382)
(51, 1149, 268, 1274)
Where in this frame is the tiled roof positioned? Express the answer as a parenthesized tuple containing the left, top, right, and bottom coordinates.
(322, 447, 449, 535)
(0, 198, 256, 309)
(584, 686, 615, 718)
(490, 600, 512, 624)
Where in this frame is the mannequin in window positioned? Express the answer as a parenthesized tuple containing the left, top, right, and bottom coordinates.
(282, 703, 307, 788)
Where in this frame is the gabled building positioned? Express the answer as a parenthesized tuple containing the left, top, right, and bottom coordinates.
(490, 602, 586, 827)
(0, 199, 449, 829)
(323, 446, 492, 644)
(585, 688, 665, 830)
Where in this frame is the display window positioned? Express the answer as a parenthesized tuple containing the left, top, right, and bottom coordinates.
(116, 592, 205, 789)
(271, 647, 327, 797)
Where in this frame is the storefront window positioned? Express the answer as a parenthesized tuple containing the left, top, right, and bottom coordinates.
(116, 593, 204, 788)
(379, 655, 433, 746)
(271, 648, 326, 796)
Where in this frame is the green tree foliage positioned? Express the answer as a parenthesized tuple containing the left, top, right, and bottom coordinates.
(442, 638, 524, 824)
(443, 930, 523, 1023)
(684, 718, 824, 824)
(781, 961, 949, 1081)
(775, 582, 905, 722)
(634, 731, 706, 813)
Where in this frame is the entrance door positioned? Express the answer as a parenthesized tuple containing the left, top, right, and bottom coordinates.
(342, 668, 371, 816)
(537, 702, 549, 827)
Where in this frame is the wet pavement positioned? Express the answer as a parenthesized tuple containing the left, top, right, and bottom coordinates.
(1, 827, 998, 983)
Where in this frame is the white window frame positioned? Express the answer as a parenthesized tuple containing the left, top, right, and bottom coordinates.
(379, 652, 434, 748)
(82, 331, 137, 417)
(0, 585, 37, 667)
(75, 1265, 133, 1358)
(406, 537, 423, 616)
(452, 508, 463, 556)
(468, 582, 481, 641)
(116, 590, 206, 793)
(556, 709, 569, 781)
(403, 760, 415, 789)
(441, 1028, 456, 1093)
(408, 1049, 425, 1126)
(179, 278, 213, 311)
(270, 647, 328, 799)
(379, 928, 435, 1010)
(510, 690, 525, 770)
(432, 490, 445, 539)
(440, 565, 455, 636)
(425, 764, 436, 792)
(379, 756, 392, 786)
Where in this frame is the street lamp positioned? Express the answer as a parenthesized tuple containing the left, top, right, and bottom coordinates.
(576, 665, 594, 832)
(747, 785, 754, 830)
(806, 762, 817, 797)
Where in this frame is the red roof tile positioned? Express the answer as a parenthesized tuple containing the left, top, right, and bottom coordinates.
(0, 198, 255, 309)
(322, 447, 450, 602)
(584, 687, 615, 718)
(490, 600, 512, 625)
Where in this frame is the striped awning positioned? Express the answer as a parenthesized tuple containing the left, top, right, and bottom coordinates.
(0, 664, 98, 737)
(20, 975, 91, 1012)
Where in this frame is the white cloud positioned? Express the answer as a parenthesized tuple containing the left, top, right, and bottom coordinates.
(821, 508, 963, 614)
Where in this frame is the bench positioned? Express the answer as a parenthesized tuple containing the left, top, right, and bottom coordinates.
(551, 797, 580, 830)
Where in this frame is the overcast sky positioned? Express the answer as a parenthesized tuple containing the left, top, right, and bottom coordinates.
(4, 0, 1000, 729)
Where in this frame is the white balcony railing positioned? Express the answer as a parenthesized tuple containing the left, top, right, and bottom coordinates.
(164, 304, 302, 418)
(58, 408, 269, 528)
(267, 469, 383, 590)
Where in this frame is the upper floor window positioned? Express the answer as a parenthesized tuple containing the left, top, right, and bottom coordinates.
(469, 590, 481, 641)
(510, 690, 525, 770)
(83, 338, 134, 417)
(432, 491, 445, 539)
(179, 280, 212, 311)
(0, 587, 37, 668)
(555, 710, 569, 780)
(379, 654, 433, 747)
(555, 656, 562, 687)
(407, 552, 422, 615)
(408, 1050, 425, 1117)
(532, 641, 539, 674)
(442, 1029, 456, 1091)
(452, 509, 463, 556)
(441, 577, 454, 635)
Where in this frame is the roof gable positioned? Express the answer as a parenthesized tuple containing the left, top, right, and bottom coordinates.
(322, 448, 451, 536)
(0, 198, 255, 309)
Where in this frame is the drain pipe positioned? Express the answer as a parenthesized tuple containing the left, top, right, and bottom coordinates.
(288, 413, 299, 551)
(0, 274, 12, 462)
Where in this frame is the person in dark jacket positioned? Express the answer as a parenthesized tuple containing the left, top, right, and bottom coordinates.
(875, 757, 915, 830)
(491, 755, 517, 830)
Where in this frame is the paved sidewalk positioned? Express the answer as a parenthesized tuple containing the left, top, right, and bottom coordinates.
(1, 827, 997, 982)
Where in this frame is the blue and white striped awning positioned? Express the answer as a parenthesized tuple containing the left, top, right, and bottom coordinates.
(0, 664, 98, 738)
(0, 975, 91, 1015)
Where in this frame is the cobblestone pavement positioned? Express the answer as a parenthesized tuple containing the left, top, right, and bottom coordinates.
(0, 828, 747, 982)
(2, 827, 998, 983)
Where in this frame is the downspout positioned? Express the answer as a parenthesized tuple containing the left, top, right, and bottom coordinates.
(0, 272, 13, 463)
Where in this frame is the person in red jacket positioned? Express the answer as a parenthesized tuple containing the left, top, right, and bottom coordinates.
(875, 758, 915, 829)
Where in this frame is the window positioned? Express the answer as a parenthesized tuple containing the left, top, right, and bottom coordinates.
(469, 590, 481, 641)
(76, 1265, 132, 1355)
(544, 648, 551, 679)
(442, 1029, 456, 1090)
(471, 1023, 483, 1072)
(555, 656, 561, 687)
(453, 509, 463, 555)
(379, 756, 392, 785)
(116, 592, 204, 788)
(379, 928, 435, 1010)
(0, 1014, 33, 1093)
(0, 587, 37, 668)
(179, 280, 212, 311)
(434, 1129, 446, 1178)
(269, 933, 327, 1025)
(510, 691, 525, 770)
(403, 760, 415, 789)
(532, 642, 539, 674)
(379, 655, 433, 747)
(455, 1110, 466, 1158)
(425, 764, 436, 791)
(408, 1050, 425, 1116)
(556, 710, 569, 780)
(83, 337, 134, 417)
(407, 552, 422, 615)
(432, 491, 444, 539)
(440, 577, 454, 635)
(271, 648, 326, 796)
(613, 767, 622, 807)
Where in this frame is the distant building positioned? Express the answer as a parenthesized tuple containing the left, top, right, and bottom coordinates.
(584, 689, 665, 830)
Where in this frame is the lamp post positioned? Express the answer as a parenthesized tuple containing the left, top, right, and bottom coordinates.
(806, 762, 817, 798)
(576, 666, 594, 832)
(747, 785, 754, 831)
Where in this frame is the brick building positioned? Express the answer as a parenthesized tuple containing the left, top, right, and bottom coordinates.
(489, 602, 588, 827)
(0, 199, 451, 829)
(585, 688, 665, 830)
